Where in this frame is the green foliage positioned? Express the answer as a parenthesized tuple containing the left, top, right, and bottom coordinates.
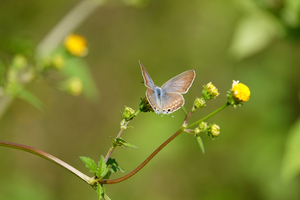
(80, 156, 98, 174)
(60, 56, 99, 101)
(16, 89, 44, 110)
(115, 138, 139, 150)
(282, 117, 300, 182)
(196, 136, 205, 154)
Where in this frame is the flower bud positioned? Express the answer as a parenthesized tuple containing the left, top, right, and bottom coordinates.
(194, 127, 201, 135)
(207, 124, 220, 139)
(202, 82, 219, 100)
(139, 97, 153, 113)
(123, 106, 135, 121)
(52, 55, 65, 70)
(63, 77, 83, 96)
(194, 97, 206, 109)
(199, 121, 208, 131)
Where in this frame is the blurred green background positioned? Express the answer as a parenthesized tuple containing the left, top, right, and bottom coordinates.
(1, 0, 300, 199)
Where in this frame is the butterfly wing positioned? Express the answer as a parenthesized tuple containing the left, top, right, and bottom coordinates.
(146, 88, 161, 113)
(161, 70, 195, 94)
(160, 92, 185, 114)
(140, 61, 155, 89)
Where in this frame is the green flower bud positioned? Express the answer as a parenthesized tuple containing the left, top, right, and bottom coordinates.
(52, 55, 65, 70)
(202, 82, 219, 100)
(194, 97, 206, 109)
(139, 97, 153, 113)
(62, 77, 83, 96)
(12, 55, 27, 69)
(123, 106, 135, 121)
(207, 124, 220, 139)
(194, 127, 201, 135)
(199, 121, 208, 131)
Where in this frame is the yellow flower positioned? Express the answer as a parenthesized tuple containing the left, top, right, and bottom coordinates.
(64, 34, 88, 57)
(231, 80, 250, 102)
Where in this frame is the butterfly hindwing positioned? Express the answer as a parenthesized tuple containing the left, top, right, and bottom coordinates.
(160, 92, 185, 114)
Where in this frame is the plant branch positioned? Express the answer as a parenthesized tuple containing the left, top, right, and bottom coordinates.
(99, 127, 185, 184)
(187, 102, 229, 128)
(0, 140, 91, 184)
(36, 0, 106, 58)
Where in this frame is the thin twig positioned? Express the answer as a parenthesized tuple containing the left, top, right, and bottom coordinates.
(0, 140, 91, 185)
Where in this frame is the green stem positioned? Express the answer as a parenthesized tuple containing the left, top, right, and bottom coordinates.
(186, 102, 229, 128)
(0, 140, 92, 185)
(104, 108, 141, 163)
(99, 127, 185, 184)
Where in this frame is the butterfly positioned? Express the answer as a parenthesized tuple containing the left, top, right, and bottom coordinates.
(140, 61, 196, 115)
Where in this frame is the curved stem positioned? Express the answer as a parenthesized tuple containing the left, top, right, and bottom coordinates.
(186, 102, 229, 128)
(99, 127, 185, 184)
(0, 140, 91, 184)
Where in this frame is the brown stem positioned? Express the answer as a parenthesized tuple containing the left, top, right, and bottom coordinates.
(99, 128, 184, 184)
(0, 140, 91, 184)
(104, 120, 131, 163)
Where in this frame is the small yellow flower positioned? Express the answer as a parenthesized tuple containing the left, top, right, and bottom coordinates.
(64, 34, 88, 57)
(231, 80, 250, 102)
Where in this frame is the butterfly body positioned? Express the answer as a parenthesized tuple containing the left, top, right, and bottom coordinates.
(140, 61, 195, 115)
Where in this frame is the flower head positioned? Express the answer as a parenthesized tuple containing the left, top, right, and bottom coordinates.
(228, 80, 250, 106)
(64, 34, 88, 57)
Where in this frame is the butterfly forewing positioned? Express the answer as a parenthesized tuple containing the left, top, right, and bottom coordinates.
(161, 70, 195, 94)
(140, 61, 155, 89)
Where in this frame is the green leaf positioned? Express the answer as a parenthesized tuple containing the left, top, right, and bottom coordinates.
(116, 138, 139, 150)
(282, 117, 300, 182)
(60, 57, 99, 101)
(97, 155, 109, 178)
(104, 193, 111, 200)
(196, 136, 205, 154)
(96, 183, 104, 200)
(16, 89, 44, 110)
(80, 156, 97, 174)
(107, 158, 125, 173)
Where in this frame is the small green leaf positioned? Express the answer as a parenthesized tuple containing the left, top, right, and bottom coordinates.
(107, 158, 125, 173)
(97, 155, 109, 178)
(196, 136, 205, 154)
(96, 183, 104, 200)
(80, 156, 97, 174)
(104, 193, 111, 200)
(16, 89, 44, 110)
(116, 138, 139, 150)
